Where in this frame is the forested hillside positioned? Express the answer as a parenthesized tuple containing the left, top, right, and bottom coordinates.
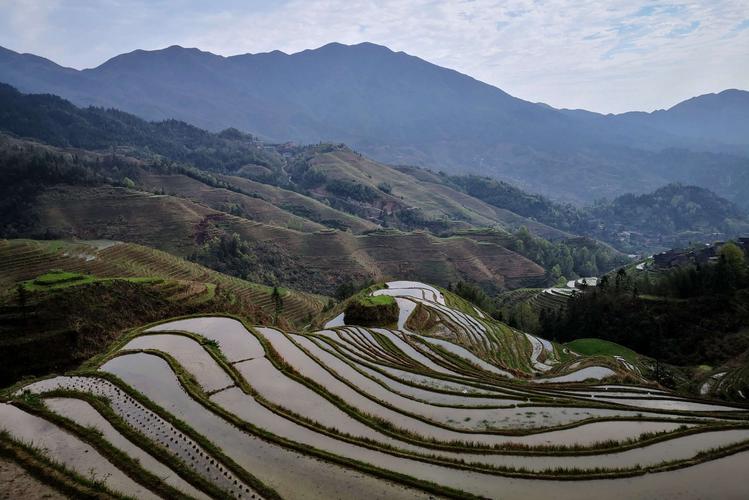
(0, 82, 281, 172)
(438, 173, 749, 253)
(540, 242, 749, 398)
(0, 86, 633, 293)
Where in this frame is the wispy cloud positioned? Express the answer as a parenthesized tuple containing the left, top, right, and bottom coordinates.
(668, 20, 700, 37)
(0, 0, 746, 113)
(734, 19, 749, 31)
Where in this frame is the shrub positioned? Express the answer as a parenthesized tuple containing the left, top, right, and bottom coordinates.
(377, 182, 393, 194)
(343, 295, 398, 326)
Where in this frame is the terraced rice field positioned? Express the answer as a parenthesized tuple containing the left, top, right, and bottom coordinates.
(0, 239, 325, 326)
(3, 281, 749, 498)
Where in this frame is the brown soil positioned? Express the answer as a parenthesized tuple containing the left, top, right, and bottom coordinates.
(0, 457, 67, 500)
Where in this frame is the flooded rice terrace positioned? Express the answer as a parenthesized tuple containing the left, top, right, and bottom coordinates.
(4, 281, 749, 499)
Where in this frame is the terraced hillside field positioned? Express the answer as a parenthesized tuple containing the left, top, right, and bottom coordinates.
(0, 239, 325, 327)
(3, 281, 748, 499)
(300, 149, 571, 239)
(25, 185, 547, 293)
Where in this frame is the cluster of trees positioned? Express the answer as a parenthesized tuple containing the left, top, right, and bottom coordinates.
(189, 232, 314, 288)
(578, 185, 749, 253)
(0, 144, 119, 237)
(636, 243, 747, 297)
(586, 184, 748, 236)
(509, 227, 629, 281)
(0, 83, 282, 174)
(190, 233, 258, 281)
(334, 279, 375, 301)
(449, 281, 493, 311)
(448, 281, 541, 333)
(589, 242, 748, 299)
(391, 208, 450, 232)
(451, 175, 582, 231)
(540, 242, 749, 368)
(325, 179, 379, 203)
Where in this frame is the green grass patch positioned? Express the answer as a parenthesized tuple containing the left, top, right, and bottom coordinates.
(356, 295, 396, 307)
(34, 271, 87, 285)
(22, 272, 160, 292)
(566, 338, 639, 364)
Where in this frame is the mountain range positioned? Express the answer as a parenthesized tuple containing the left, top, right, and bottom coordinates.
(1, 42, 748, 207)
(2, 82, 747, 295)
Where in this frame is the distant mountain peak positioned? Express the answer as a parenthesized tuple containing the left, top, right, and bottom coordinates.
(0, 42, 747, 208)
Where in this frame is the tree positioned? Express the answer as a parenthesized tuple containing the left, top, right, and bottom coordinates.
(549, 264, 563, 282)
(516, 302, 540, 333)
(717, 242, 746, 290)
(271, 286, 284, 324)
(615, 268, 627, 291)
(16, 284, 28, 308)
(335, 282, 356, 301)
(599, 275, 609, 290)
(377, 182, 392, 194)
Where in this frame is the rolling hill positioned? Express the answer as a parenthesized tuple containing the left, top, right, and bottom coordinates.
(580, 184, 749, 252)
(3, 83, 745, 258)
(0, 134, 550, 295)
(1, 88, 634, 293)
(1, 43, 748, 206)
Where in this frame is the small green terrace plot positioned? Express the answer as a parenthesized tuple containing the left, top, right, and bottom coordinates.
(2, 281, 749, 499)
(21, 270, 159, 292)
(566, 338, 640, 364)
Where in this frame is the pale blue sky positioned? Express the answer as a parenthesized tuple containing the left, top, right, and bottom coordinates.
(1, 0, 747, 113)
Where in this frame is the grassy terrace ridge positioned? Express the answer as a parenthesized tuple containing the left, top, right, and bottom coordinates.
(356, 295, 396, 307)
(0, 430, 127, 500)
(20, 270, 161, 292)
(29, 270, 87, 286)
(566, 338, 640, 364)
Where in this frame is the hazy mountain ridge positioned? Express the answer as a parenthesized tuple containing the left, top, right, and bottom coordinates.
(611, 89, 749, 149)
(2, 43, 748, 206)
(1, 83, 745, 259)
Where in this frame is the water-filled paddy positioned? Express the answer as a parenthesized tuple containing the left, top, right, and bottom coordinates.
(101, 352, 432, 499)
(44, 397, 211, 500)
(0, 403, 160, 499)
(123, 333, 233, 392)
(147, 317, 265, 362)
